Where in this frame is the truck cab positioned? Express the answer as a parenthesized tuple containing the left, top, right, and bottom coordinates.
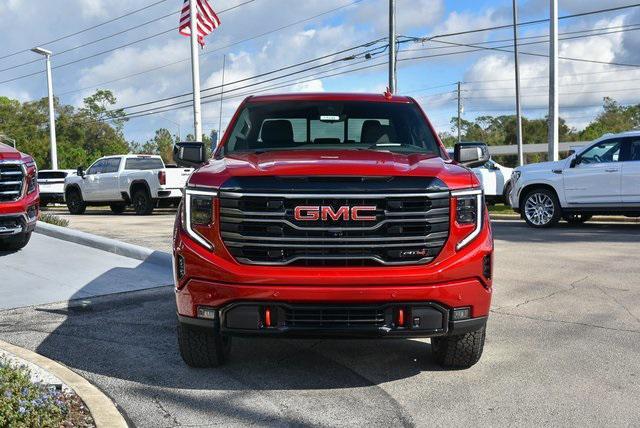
(171, 93, 493, 369)
(0, 142, 39, 251)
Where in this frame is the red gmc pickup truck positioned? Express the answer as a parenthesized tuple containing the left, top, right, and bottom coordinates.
(172, 93, 493, 369)
(0, 142, 39, 251)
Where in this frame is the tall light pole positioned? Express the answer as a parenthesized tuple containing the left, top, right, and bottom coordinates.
(388, 0, 396, 93)
(512, 0, 524, 166)
(31, 47, 58, 169)
(548, 0, 559, 162)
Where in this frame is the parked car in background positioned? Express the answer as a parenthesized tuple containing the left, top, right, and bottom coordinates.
(510, 130, 640, 227)
(38, 169, 76, 206)
(0, 142, 39, 250)
(64, 154, 193, 215)
(448, 147, 513, 204)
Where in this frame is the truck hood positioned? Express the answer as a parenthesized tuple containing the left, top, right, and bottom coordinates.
(188, 150, 477, 190)
(516, 159, 566, 173)
(0, 143, 22, 160)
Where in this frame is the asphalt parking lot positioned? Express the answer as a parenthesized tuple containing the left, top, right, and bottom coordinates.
(0, 220, 638, 426)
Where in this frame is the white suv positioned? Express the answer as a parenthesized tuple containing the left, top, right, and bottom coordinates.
(510, 131, 640, 227)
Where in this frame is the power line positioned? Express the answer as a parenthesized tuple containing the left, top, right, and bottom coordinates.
(107, 38, 385, 113)
(0, 0, 171, 61)
(0, 0, 260, 84)
(54, 0, 366, 96)
(0, 0, 258, 74)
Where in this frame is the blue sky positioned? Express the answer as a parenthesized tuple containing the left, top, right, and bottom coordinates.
(1, 0, 639, 144)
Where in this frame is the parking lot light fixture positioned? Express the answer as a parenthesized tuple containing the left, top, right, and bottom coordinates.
(31, 46, 58, 170)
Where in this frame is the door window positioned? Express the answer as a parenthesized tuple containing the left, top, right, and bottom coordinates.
(579, 140, 622, 165)
(86, 159, 105, 175)
(103, 158, 121, 173)
(626, 139, 640, 161)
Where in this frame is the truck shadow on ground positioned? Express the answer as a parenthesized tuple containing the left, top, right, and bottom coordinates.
(29, 286, 439, 394)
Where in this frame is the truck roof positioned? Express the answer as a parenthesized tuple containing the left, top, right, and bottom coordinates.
(245, 92, 414, 104)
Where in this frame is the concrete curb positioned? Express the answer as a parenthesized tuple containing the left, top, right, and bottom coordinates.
(0, 339, 128, 428)
(490, 214, 640, 223)
(35, 221, 172, 266)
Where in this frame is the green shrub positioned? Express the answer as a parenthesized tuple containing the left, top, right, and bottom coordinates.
(0, 356, 67, 427)
(39, 213, 69, 228)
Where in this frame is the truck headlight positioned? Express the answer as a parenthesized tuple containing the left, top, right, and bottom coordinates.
(183, 188, 217, 251)
(452, 188, 483, 250)
(25, 160, 38, 194)
(511, 170, 521, 183)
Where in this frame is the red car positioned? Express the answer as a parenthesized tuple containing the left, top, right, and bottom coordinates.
(0, 142, 39, 251)
(172, 93, 493, 369)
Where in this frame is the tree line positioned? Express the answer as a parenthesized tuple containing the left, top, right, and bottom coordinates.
(1, 90, 638, 170)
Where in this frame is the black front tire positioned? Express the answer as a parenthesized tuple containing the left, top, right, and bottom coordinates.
(66, 190, 86, 215)
(0, 232, 32, 251)
(132, 189, 154, 215)
(522, 188, 561, 228)
(177, 322, 231, 368)
(431, 326, 486, 369)
(109, 203, 127, 214)
(563, 213, 592, 224)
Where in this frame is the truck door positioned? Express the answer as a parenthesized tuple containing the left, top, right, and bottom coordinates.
(99, 157, 122, 200)
(82, 159, 105, 201)
(563, 139, 622, 205)
(621, 138, 640, 203)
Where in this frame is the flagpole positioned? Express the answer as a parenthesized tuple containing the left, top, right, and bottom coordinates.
(218, 54, 226, 145)
(188, 0, 202, 142)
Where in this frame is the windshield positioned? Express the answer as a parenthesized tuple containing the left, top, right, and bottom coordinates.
(222, 101, 442, 156)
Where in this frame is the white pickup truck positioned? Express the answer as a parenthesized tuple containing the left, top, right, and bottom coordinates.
(64, 154, 193, 215)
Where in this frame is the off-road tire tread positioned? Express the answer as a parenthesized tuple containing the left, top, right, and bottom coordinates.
(66, 190, 86, 215)
(177, 323, 229, 368)
(431, 326, 486, 369)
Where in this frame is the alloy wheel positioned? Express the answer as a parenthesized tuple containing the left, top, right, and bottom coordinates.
(524, 192, 555, 226)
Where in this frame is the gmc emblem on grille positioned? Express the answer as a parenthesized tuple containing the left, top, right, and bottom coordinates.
(294, 205, 377, 221)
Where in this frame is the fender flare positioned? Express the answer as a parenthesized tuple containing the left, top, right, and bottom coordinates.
(129, 180, 152, 199)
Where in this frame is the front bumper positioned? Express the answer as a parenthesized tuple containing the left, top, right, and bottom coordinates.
(0, 193, 39, 236)
(178, 302, 488, 338)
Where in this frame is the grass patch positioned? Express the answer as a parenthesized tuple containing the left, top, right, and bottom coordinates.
(39, 212, 69, 227)
(487, 204, 516, 215)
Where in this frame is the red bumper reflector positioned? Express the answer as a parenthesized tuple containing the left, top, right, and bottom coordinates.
(264, 307, 272, 327)
(397, 308, 405, 326)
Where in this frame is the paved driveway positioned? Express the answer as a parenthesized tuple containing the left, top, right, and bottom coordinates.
(0, 233, 172, 309)
(0, 221, 638, 426)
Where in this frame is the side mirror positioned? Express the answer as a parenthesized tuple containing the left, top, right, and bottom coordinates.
(570, 156, 580, 168)
(174, 141, 206, 168)
(76, 166, 85, 178)
(454, 142, 490, 168)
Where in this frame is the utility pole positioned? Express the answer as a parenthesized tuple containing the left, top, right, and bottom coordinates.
(388, 0, 396, 93)
(457, 81, 462, 144)
(548, 0, 559, 161)
(512, 0, 524, 166)
(189, 0, 203, 142)
(31, 47, 57, 169)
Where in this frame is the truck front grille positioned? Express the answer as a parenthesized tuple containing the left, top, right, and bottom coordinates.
(284, 305, 386, 328)
(0, 163, 24, 202)
(219, 177, 450, 266)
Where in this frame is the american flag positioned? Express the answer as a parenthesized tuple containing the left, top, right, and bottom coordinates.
(179, 0, 221, 47)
